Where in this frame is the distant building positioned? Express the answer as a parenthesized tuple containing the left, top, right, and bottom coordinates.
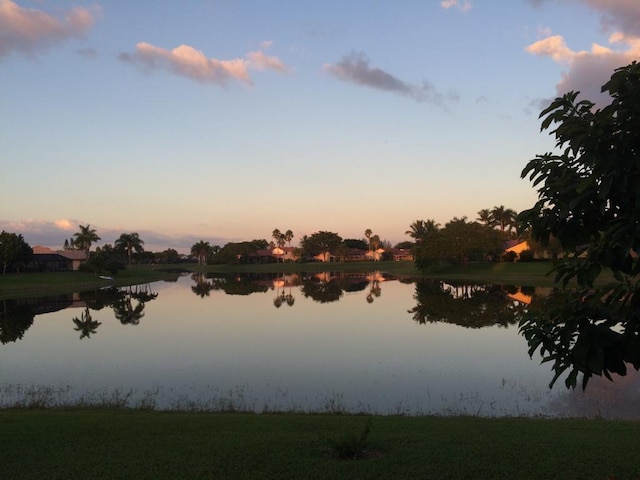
(504, 240, 530, 257)
(30, 246, 88, 271)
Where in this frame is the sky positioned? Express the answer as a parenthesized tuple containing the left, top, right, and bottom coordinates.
(2, 0, 640, 253)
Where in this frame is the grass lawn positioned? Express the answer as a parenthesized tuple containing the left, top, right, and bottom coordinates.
(1, 409, 638, 479)
(0, 261, 582, 301)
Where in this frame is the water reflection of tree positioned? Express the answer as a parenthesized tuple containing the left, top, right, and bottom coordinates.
(366, 279, 382, 304)
(72, 307, 101, 339)
(273, 275, 295, 308)
(112, 285, 158, 326)
(301, 277, 344, 303)
(113, 297, 145, 325)
(79, 287, 125, 310)
(191, 273, 216, 298)
(408, 279, 527, 328)
(0, 300, 35, 344)
(202, 274, 269, 296)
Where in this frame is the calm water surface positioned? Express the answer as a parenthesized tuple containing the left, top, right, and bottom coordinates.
(1, 272, 639, 418)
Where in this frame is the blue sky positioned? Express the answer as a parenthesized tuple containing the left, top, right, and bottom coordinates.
(2, 0, 640, 252)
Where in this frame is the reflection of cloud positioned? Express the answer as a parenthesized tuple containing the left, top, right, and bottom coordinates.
(441, 0, 472, 12)
(324, 52, 458, 106)
(526, 2, 640, 107)
(119, 42, 290, 86)
(0, 0, 98, 58)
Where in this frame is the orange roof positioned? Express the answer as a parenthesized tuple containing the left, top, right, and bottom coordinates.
(33, 245, 55, 254)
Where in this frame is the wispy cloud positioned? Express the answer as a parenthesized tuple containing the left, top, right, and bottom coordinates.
(441, 0, 472, 13)
(526, 1, 640, 107)
(0, 0, 98, 59)
(119, 41, 290, 86)
(323, 52, 457, 106)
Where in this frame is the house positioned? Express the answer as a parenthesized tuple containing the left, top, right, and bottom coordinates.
(31, 246, 88, 271)
(256, 246, 299, 263)
(364, 248, 385, 262)
(390, 248, 414, 261)
(504, 240, 530, 257)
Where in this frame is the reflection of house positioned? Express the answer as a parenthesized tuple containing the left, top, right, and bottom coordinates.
(31, 246, 88, 271)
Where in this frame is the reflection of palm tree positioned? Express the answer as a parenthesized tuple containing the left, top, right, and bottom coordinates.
(113, 297, 145, 325)
(128, 284, 158, 302)
(366, 279, 382, 303)
(72, 307, 101, 339)
(274, 294, 283, 308)
(191, 273, 214, 298)
(285, 285, 295, 307)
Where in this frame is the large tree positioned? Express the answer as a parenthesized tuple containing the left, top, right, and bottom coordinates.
(413, 217, 503, 269)
(300, 231, 342, 261)
(114, 232, 145, 265)
(73, 224, 100, 257)
(518, 61, 640, 389)
(191, 240, 214, 265)
(0, 231, 33, 274)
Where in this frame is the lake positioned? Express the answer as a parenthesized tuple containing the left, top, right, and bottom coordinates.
(1, 271, 639, 418)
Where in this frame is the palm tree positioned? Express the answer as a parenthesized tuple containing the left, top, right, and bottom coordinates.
(405, 219, 440, 242)
(73, 224, 100, 257)
(191, 240, 213, 265)
(272, 228, 286, 262)
(284, 230, 294, 247)
(477, 209, 493, 227)
(364, 229, 372, 251)
(115, 232, 145, 265)
(272, 228, 282, 246)
(490, 206, 518, 233)
(370, 234, 381, 251)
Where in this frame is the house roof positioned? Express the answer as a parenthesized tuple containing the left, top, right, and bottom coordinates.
(33, 245, 87, 260)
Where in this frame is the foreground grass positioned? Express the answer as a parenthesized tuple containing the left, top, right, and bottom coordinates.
(0, 409, 638, 479)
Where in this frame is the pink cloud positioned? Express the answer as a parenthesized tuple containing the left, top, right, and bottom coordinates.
(527, 32, 640, 106)
(247, 50, 290, 72)
(120, 42, 290, 86)
(0, 0, 98, 58)
(526, 1, 640, 107)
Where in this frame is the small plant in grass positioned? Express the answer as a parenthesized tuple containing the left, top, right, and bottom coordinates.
(327, 417, 379, 460)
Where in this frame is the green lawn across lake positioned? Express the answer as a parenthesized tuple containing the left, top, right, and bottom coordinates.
(0, 260, 586, 301)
